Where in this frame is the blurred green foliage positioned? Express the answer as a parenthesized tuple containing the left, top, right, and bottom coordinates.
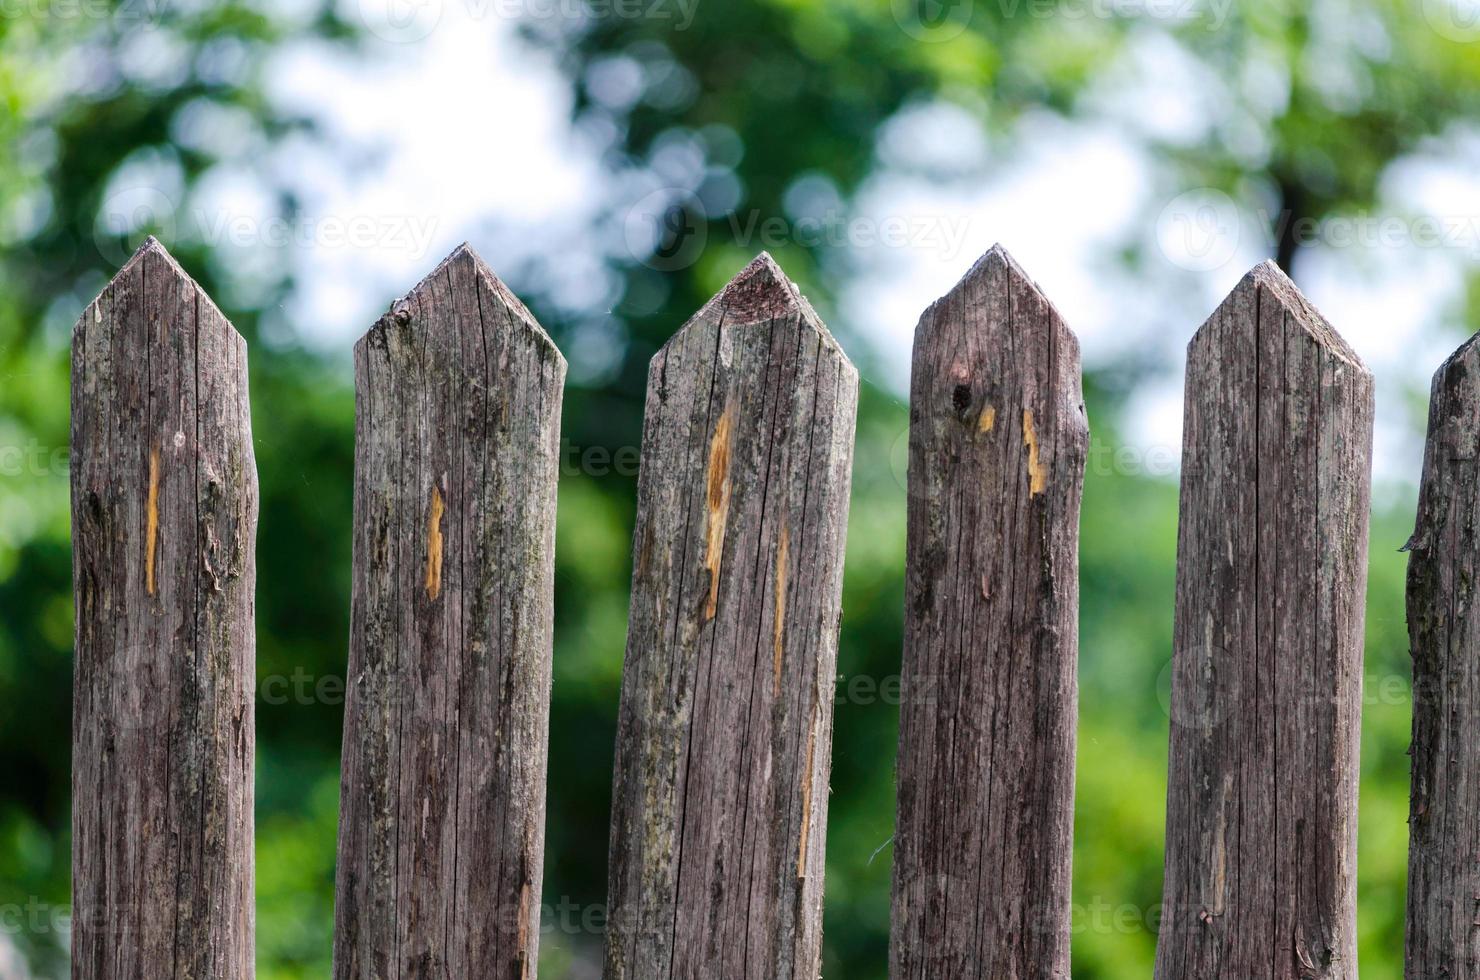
(1, 0, 1477, 977)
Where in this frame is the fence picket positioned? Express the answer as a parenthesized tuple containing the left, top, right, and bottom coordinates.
(1155, 261, 1373, 978)
(890, 245, 1087, 978)
(603, 253, 858, 980)
(332, 244, 565, 978)
(1404, 334, 1480, 977)
(71, 237, 258, 980)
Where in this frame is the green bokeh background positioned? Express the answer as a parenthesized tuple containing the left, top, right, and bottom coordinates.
(1, 0, 1477, 976)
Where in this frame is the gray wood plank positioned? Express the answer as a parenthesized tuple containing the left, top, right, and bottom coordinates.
(1155, 261, 1373, 980)
(890, 245, 1088, 980)
(333, 244, 565, 980)
(1404, 332, 1480, 979)
(71, 237, 258, 980)
(603, 253, 858, 980)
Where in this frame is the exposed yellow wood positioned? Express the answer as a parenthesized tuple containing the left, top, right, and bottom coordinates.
(797, 699, 819, 879)
(145, 448, 160, 596)
(425, 485, 445, 600)
(703, 407, 733, 621)
(1023, 409, 1047, 495)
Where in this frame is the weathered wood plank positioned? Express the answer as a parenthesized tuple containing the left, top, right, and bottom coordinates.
(71, 237, 258, 980)
(333, 244, 565, 979)
(890, 245, 1087, 980)
(1155, 261, 1373, 979)
(603, 253, 858, 980)
(1404, 333, 1480, 979)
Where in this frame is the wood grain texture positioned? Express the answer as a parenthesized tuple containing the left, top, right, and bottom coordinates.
(1405, 333, 1480, 979)
(333, 245, 565, 980)
(603, 253, 858, 980)
(1155, 261, 1373, 980)
(890, 245, 1087, 980)
(71, 237, 257, 980)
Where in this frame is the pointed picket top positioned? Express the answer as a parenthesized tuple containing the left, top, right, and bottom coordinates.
(1194, 259, 1367, 372)
(115, 234, 187, 281)
(361, 242, 563, 365)
(1424, 330, 1480, 452)
(1412, 330, 1480, 475)
(908, 242, 1085, 457)
(918, 242, 1077, 350)
(661, 251, 851, 369)
(1432, 329, 1480, 387)
(939, 242, 1050, 310)
(78, 236, 237, 341)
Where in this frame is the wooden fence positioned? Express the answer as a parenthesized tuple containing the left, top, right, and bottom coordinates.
(65, 235, 1476, 979)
